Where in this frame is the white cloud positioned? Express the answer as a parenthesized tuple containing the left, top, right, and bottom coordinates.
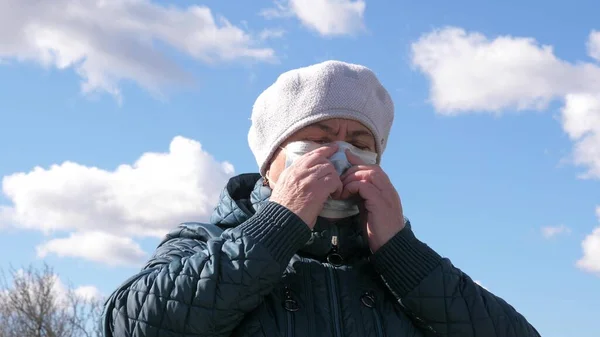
(259, 28, 286, 40)
(55, 278, 103, 303)
(588, 30, 600, 62)
(411, 27, 600, 114)
(577, 208, 600, 275)
(74, 285, 103, 301)
(0, 206, 13, 228)
(0, 0, 275, 100)
(577, 228, 600, 274)
(261, 0, 365, 36)
(37, 231, 147, 267)
(411, 27, 600, 277)
(2, 136, 234, 236)
(562, 93, 600, 179)
(541, 224, 572, 238)
(1, 136, 235, 264)
(259, 1, 291, 19)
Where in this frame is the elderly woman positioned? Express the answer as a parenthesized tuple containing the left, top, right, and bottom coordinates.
(101, 61, 540, 337)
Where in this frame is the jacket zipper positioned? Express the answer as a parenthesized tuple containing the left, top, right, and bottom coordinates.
(325, 230, 343, 337)
(283, 286, 297, 337)
(299, 257, 315, 337)
(372, 307, 385, 337)
(286, 310, 294, 337)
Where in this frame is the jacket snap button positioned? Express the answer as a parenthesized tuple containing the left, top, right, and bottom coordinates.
(283, 299, 300, 312)
(360, 292, 375, 308)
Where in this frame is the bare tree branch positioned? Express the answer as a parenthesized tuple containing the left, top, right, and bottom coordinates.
(0, 263, 103, 337)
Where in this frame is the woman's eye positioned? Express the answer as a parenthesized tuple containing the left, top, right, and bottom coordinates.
(309, 139, 330, 144)
(352, 143, 369, 150)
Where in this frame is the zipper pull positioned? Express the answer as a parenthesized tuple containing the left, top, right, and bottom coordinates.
(361, 290, 376, 308)
(283, 286, 299, 312)
(327, 235, 344, 266)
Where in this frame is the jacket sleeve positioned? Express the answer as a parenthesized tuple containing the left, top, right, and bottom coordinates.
(370, 220, 541, 337)
(101, 202, 310, 337)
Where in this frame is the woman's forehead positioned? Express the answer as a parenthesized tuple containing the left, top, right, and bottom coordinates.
(298, 118, 372, 136)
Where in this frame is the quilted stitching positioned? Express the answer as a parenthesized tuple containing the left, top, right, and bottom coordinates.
(102, 174, 540, 337)
(108, 227, 283, 337)
(400, 259, 541, 337)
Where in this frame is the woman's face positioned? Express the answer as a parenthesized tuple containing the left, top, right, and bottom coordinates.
(266, 118, 376, 188)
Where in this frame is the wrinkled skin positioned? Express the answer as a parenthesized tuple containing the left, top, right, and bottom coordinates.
(269, 118, 404, 252)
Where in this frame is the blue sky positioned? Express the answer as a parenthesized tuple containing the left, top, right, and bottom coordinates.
(1, 1, 599, 336)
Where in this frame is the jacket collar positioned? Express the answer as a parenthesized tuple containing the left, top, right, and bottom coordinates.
(210, 174, 370, 261)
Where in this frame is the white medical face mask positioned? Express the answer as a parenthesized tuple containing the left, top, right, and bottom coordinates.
(282, 140, 378, 219)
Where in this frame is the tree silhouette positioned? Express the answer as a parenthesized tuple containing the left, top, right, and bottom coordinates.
(0, 264, 103, 337)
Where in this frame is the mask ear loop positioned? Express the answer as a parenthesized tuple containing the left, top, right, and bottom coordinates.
(263, 146, 288, 187)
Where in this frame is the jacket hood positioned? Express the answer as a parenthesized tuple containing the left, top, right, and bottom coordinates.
(210, 173, 370, 260)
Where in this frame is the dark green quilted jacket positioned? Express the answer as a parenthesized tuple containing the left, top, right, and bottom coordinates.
(101, 173, 540, 337)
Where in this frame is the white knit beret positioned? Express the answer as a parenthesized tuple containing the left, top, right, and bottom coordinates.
(248, 60, 395, 175)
